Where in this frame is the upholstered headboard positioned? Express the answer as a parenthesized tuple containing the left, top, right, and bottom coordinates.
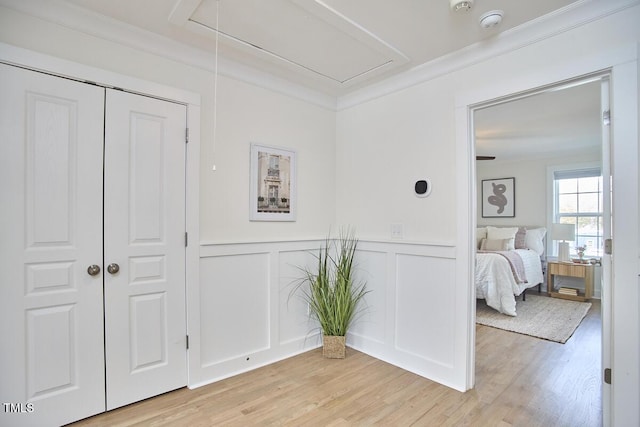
(476, 225, 547, 257)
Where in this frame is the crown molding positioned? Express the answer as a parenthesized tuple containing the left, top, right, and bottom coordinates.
(0, 0, 337, 110)
(1, 0, 637, 112)
(336, 0, 640, 110)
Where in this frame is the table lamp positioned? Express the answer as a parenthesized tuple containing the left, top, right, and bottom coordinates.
(551, 223, 576, 262)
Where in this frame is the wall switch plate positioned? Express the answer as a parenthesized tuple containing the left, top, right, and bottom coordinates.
(391, 223, 404, 239)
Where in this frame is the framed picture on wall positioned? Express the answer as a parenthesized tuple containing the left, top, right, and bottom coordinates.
(482, 177, 515, 218)
(249, 143, 297, 221)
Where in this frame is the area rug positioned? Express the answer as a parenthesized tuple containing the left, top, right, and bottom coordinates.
(476, 294, 591, 343)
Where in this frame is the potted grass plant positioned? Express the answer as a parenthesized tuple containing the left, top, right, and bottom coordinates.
(292, 228, 368, 358)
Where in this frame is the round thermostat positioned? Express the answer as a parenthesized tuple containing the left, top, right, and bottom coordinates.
(415, 179, 432, 198)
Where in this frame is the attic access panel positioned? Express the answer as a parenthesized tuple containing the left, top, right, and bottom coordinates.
(173, 0, 407, 84)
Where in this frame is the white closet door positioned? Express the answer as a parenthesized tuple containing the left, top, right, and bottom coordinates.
(103, 90, 187, 410)
(0, 64, 106, 426)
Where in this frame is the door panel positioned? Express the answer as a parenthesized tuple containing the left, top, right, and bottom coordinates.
(0, 64, 106, 426)
(104, 90, 187, 410)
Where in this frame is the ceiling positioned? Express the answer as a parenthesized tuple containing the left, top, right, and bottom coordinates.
(474, 80, 603, 162)
(4, 0, 608, 160)
(61, 0, 582, 96)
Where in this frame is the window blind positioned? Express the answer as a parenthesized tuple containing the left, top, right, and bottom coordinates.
(553, 167, 601, 180)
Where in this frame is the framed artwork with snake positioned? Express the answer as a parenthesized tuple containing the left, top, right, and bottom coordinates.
(481, 177, 515, 218)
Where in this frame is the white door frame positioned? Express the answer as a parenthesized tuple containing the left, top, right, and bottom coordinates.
(0, 40, 201, 393)
(599, 76, 612, 421)
(455, 53, 638, 426)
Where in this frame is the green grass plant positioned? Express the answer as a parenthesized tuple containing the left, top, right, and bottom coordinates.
(292, 228, 368, 337)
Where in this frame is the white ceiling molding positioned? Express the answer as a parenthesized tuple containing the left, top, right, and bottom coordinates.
(336, 0, 640, 110)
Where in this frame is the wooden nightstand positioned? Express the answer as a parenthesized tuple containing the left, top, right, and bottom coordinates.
(547, 261, 594, 302)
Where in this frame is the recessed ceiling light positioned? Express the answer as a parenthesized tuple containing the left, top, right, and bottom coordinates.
(479, 10, 504, 29)
(450, 0, 474, 12)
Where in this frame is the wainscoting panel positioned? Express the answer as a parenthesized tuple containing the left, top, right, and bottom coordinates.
(191, 239, 460, 391)
(346, 241, 460, 390)
(199, 252, 271, 367)
(347, 249, 388, 346)
(278, 249, 319, 348)
(395, 254, 455, 366)
(191, 241, 323, 387)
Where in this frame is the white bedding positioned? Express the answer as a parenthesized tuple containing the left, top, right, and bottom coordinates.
(476, 249, 543, 316)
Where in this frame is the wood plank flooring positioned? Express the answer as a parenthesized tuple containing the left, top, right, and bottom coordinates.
(70, 299, 601, 426)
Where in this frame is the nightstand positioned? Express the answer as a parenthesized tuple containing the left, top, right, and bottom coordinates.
(547, 261, 594, 302)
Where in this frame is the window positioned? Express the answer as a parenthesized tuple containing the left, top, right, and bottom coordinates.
(553, 168, 603, 257)
(268, 155, 280, 177)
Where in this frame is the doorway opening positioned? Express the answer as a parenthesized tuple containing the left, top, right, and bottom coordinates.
(469, 73, 611, 423)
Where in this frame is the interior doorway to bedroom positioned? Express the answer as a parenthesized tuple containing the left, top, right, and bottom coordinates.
(470, 74, 611, 424)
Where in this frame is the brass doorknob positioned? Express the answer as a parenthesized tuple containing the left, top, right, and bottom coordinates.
(107, 263, 120, 275)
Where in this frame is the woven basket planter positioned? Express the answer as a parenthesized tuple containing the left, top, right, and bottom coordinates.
(322, 335, 346, 359)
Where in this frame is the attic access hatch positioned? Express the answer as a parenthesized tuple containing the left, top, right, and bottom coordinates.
(169, 0, 408, 86)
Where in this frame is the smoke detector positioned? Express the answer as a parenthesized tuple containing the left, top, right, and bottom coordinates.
(479, 10, 504, 28)
(450, 0, 474, 12)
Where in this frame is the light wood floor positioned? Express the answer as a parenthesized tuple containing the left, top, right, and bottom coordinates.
(70, 299, 601, 426)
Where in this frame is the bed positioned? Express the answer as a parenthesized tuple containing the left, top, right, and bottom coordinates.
(476, 226, 546, 316)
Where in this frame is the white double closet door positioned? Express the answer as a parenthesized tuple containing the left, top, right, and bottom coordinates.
(0, 63, 187, 426)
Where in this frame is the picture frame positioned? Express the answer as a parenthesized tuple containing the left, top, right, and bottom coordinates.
(482, 177, 515, 218)
(249, 143, 297, 221)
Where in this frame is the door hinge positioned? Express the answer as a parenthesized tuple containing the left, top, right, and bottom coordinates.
(604, 238, 612, 255)
(604, 368, 612, 384)
(186, 335, 189, 350)
(603, 110, 611, 126)
(185, 128, 189, 144)
(185, 232, 188, 247)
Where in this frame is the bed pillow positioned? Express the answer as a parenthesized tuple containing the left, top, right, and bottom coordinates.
(476, 227, 487, 249)
(480, 238, 514, 251)
(525, 227, 546, 255)
(486, 226, 519, 241)
(514, 227, 527, 249)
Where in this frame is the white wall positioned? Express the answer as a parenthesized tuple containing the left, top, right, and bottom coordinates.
(1, 2, 639, 425)
(336, 6, 640, 242)
(476, 152, 600, 228)
(0, 0, 338, 405)
(336, 4, 639, 425)
(190, 240, 322, 387)
(336, 79, 457, 243)
(347, 241, 462, 389)
(0, 5, 337, 243)
(199, 76, 336, 242)
(191, 240, 463, 391)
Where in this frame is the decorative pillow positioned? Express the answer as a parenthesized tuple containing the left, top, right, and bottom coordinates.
(524, 227, 546, 255)
(476, 227, 487, 249)
(486, 226, 519, 241)
(514, 227, 527, 249)
(480, 238, 514, 251)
